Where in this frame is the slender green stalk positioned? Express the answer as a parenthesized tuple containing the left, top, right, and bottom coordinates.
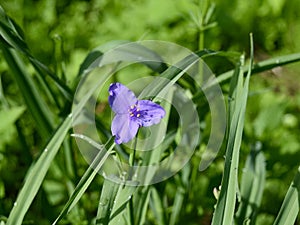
(129, 134, 138, 168)
(128, 135, 138, 225)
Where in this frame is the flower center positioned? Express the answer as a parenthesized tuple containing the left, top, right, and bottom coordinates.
(129, 104, 141, 118)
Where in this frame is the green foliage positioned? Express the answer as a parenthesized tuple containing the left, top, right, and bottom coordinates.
(0, 1, 300, 225)
(212, 36, 253, 225)
(236, 144, 266, 225)
(0, 106, 25, 148)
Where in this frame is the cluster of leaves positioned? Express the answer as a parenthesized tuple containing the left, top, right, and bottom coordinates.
(0, 0, 300, 225)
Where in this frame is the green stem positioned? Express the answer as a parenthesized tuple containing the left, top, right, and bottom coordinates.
(128, 194, 135, 225)
(198, 30, 205, 85)
(129, 130, 139, 168)
(128, 132, 138, 225)
(198, 29, 204, 51)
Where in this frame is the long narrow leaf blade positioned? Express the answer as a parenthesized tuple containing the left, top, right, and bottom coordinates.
(150, 187, 166, 225)
(273, 165, 300, 225)
(52, 137, 115, 225)
(96, 179, 120, 225)
(236, 144, 266, 225)
(216, 52, 300, 85)
(212, 34, 254, 225)
(0, 47, 55, 139)
(6, 115, 72, 225)
(109, 184, 138, 225)
(0, 7, 72, 100)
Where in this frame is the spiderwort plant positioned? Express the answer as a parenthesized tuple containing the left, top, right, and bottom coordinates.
(108, 82, 166, 144)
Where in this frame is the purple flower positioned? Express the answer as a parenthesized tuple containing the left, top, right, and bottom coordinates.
(108, 82, 165, 144)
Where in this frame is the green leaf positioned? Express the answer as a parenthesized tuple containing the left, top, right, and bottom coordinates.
(273, 165, 300, 225)
(134, 187, 151, 225)
(6, 115, 72, 225)
(236, 144, 266, 225)
(150, 187, 166, 225)
(95, 176, 138, 225)
(0, 106, 25, 133)
(0, 6, 29, 54)
(0, 7, 72, 101)
(109, 183, 137, 225)
(215, 52, 300, 85)
(169, 165, 190, 225)
(0, 47, 55, 139)
(52, 137, 115, 225)
(77, 50, 103, 77)
(78, 40, 168, 79)
(96, 179, 120, 225)
(211, 34, 254, 225)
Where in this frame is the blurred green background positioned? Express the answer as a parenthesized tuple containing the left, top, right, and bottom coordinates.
(1, 0, 300, 224)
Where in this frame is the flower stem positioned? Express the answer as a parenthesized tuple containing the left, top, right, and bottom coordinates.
(128, 131, 139, 225)
(129, 130, 139, 167)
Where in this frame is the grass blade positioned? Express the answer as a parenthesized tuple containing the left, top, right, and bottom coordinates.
(52, 137, 115, 225)
(0, 6, 29, 54)
(169, 165, 190, 225)
(150, 187, 166, 225)
(96, 176, 138, 225)
(0, 46, 55, 139)
(211, 34, 254, 225)
(211, 55, 246, 225)
(235, 144, 266, 225)
(6, 115, 72, 225)
(216, 52, 300, 85)
(140, 49, 216, 99)
(96, 179, 120, 225)
(79, 40, 168, 77)
(273, 165, 300, 225)
(0, 7, 73, 101)
(108, 183, 138, 225)
(134, 187, 151, 225)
